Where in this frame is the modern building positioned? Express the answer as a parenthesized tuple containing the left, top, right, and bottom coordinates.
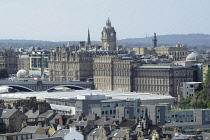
(29, 49, 50, 77)
(178, 82, 202, 101)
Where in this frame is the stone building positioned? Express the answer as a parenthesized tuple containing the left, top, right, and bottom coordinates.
(0, 48, 18, 74)
(47, 19, 197, 97)
(48, 45, 94, 81)
(0, 109, 27, 133)
(133, 34, 189, 61)
(101, 18, 116, 51)
(154, 44, 189, 61)
(48, 18, 125, 82)
(133, 66, 195, 96)
(94, 56, 196, 96)
(18, 53, 30, 72)
(94, 56, 139, 92)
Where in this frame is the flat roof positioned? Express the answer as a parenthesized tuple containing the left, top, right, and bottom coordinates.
(136, 66, 184, 69)
(0, 89, 175, 101)
(181, 82, 202, 84)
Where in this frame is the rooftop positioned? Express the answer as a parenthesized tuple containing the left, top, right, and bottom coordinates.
(136, 65, 184, 69)
(0, 90, 175, 102)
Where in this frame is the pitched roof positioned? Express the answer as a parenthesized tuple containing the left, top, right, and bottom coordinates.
(38, 110, 54, 118)
(69, 121, 87, 127)
(0, 109, 17, 118)
(50, 113, 62, 124)
(108, 129, 126, 138)
(20, 126, 39, 133)
(25, 110, 39, 118)
(51, 129, 69, 138)
(30, 137, 64, 140)
(32, 134, 48, 139)
(89, 128, 100, 136)
(94, 117, 120, 126)
(119, 119, 137, 128)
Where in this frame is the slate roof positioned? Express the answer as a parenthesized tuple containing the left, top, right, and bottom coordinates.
(20, 126, 39, 133)
(32, 134, 48, 139)
(119, 119, 137, 128)
(51, 129, 69, 138)
(69, 121, 87, 127)
(82, 124, 95, 136)
(108, 129, 126, 138)
(89, 128, 100, 136)
(30, 137, 63, 140)
(0, 109, 17, 118)
(94, 117, 120, 126)
(25, 110, 39, 118)
(50, 113, 62, 124)
(38, 110, 54, 118)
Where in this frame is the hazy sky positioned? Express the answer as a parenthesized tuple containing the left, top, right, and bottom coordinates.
(0, 0, 209, 41)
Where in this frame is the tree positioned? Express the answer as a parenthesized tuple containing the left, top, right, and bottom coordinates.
(203, 67, 210, 100)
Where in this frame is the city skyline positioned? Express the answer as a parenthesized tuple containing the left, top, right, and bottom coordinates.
(0, 0, 209, 41)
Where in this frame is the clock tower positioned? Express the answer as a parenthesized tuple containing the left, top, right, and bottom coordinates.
(101, 18, 116, 51)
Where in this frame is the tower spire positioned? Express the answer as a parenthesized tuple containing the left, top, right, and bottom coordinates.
(152, 32, 157, 48)
(106, 17, 111, 27)
(87, 28, 91, 46)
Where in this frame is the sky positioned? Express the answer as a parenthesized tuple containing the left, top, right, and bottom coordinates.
(0, 0, 209, 41)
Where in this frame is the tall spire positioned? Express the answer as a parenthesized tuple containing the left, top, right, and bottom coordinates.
(106, 17, 111, 28)
(152, 32, 157, 48)
(87, 28, 91, 46)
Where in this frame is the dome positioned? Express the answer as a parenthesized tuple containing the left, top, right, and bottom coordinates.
(206, 50, 210, 54)
(186, 52, 205, 61)
(17, 69, 27, 78)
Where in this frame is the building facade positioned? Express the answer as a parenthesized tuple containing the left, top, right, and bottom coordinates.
(101, 18, 116, 51)
(0, 48, 18, 74)
(48, 45, 94, 81)
(133, 66, 195, 96)
(178, 82, 202, 101)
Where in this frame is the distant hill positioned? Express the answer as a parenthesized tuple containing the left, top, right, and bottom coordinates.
(117, 34, 210, 49)
(0, 34, 210, 50)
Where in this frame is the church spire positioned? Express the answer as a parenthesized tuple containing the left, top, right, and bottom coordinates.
(152, 32, 157, 48)
(87, 28, 91, 46)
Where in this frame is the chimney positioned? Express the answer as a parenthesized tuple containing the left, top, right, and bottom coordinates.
(81, 112, 84, 117)
(38, 122, 42, 128)
(32, 108, 36, 113)
(21, 105, 27, 113)
(104, 116, 108, 122)
(57, 125, 62, 130)
(59, 115, 64, 126)
(94, 113, 98, 120)
(21, 122, 27, 128)
(135, 118, 139, 123)
(126, 129, 130, 140)
(120, 116, 124, 123)
(7, 104, 12, 109)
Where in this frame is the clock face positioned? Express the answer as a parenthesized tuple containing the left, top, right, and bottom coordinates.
(110, 33, 114, 36)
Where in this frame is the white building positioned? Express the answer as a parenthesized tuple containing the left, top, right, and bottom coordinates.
(178, 82, 202, 101)
(64, 127, 84, 140)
